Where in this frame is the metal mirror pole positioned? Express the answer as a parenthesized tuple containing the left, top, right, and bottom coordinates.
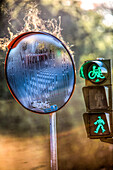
(49, 112, 58, 170)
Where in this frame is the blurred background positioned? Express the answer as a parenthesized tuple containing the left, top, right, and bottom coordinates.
(0, 0, 113, 169)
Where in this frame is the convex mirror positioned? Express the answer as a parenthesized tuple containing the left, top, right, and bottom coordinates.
(5, 32, 76, 114)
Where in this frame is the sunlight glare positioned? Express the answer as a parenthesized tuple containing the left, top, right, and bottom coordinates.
(103, 13, 113, 26)
(80, 0, 107, 10)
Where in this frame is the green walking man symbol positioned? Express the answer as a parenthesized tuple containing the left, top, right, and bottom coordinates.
(94, 116, 106, 133)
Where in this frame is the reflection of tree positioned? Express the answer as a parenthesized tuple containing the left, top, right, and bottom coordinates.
(38, 42, 45, 50)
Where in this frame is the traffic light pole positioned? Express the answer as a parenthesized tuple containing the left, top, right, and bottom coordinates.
(49, 112, 58, 170)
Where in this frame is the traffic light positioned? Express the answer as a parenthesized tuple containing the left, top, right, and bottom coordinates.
(82, 86, 112, 112)
(80, 59, 112, 139)
(80, 59, 111, 86)
(83, 112, 112, 139)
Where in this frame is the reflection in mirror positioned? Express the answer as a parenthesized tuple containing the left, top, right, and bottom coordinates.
(6, 32, 75, 114)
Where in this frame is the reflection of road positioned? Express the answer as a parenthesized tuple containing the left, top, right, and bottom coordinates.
(23, 63, 74, 112)
(8, 49, 74, 112)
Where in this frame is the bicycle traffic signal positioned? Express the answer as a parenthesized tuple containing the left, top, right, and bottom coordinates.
(80, 59, 111, 86)
(80, 59, 112, 139)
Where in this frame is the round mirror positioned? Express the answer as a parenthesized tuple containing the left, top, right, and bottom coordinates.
(5, 32, 76, 114)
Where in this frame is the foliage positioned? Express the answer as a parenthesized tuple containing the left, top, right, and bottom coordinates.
(0, 0, 113, 136)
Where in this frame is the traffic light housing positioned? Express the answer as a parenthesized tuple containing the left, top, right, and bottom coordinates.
(82, 85, 112, 112)
(80, 59, 112, 139)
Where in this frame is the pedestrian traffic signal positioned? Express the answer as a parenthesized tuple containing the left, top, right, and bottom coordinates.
(83, 112, 112, 139)
(82, 85, 112, 112)
(80, 59, 111, 86)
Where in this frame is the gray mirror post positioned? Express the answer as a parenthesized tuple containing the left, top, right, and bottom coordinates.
(49, 112, 58, 170)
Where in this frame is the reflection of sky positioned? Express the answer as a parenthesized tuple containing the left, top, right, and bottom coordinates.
(80, 0, 110, 10)
(7, 33, 75, 113)
(19, 34, 64, 49)
(92, 61, 108, 74)
(105, 113, 110, 131)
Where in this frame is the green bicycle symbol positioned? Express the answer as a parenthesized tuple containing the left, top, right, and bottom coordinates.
(88, 65, 105, 82)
